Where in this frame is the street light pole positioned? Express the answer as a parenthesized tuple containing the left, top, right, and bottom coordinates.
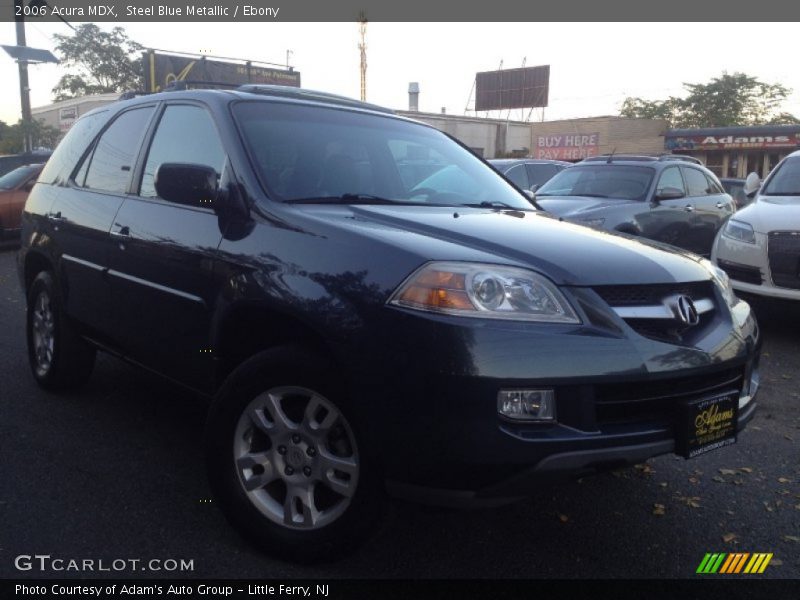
(14, 2, 33, 153)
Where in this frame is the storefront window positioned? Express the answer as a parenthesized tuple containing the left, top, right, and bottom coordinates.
(745, 152, 763, 178)
(705, 152, 724, 177)
(726, 155, 739, 178)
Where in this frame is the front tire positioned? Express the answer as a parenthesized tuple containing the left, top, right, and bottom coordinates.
(205, 346, 383, 563)
(26, 271, 96, 391)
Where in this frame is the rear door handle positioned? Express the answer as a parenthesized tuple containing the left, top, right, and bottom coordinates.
(684, 204, 694, 212)
(715, 202, 725, 209)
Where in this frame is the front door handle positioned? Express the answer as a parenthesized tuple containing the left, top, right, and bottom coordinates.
(715, 202, 725, 209)
(684, 204, 694, 212)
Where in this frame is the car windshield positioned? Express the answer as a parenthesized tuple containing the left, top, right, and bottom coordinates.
(762, 156, 800, 196)
(535, 164, 654, 201)
(0, 165, 38, 190)
(232, 101, 534, 210)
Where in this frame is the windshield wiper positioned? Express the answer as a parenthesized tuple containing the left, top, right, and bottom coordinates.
(286, 194, 411, 205)
(463, 200, 523, 209)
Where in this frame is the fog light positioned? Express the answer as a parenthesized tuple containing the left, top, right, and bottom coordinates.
(498, 389, 555, 421)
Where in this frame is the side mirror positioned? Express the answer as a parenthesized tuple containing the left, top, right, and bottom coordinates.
(154, 163, 218, 208)
(529, 183, 540, 194)
(524, 189, 535, 200)
(654, 187, 685, 201)
(23, 179, 36, 192)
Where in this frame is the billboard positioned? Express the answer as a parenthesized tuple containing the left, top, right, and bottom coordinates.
(475, 65, 550, 112)
(143, 51, 301, 93)
(535, 132, 600, 160)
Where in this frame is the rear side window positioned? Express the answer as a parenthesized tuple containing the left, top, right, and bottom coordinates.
(526, 163, 561, 187)
(682, 167, 711, 196)
(704, 173, 724, 194)
(81, 107, 154, 194)
(139, 105, 226, 198)
(504, 164, 529, 189)
(39, 112, 106, 185)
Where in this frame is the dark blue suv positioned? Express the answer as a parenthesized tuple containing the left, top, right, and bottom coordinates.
(18, 86, 759, 562)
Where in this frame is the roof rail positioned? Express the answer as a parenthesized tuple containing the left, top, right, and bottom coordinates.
(236, 84, 395, 114)
(583, 154, 658, 163)
(657, 154, 703, 165)
(164, 80, 241, 91)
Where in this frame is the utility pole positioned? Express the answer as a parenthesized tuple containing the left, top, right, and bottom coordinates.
(358, 13, 367, 101)
(14, 1, 33, 152)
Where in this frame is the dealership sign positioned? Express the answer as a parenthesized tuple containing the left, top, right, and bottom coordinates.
(666, 133, 800, 151)
(535, 133, 599, 160)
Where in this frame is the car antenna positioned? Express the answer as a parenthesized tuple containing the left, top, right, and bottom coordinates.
(606, 148, 616, 164)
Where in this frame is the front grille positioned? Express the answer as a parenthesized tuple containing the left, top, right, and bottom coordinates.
(595, 368, 743, 425)
(593, 282, 713, 307)
(717, 259, 763, 285)
(593, 281, 716, 344)
(768, 231, 800, 290)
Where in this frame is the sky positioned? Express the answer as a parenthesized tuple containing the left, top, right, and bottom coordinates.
(2, 22, 800, 125)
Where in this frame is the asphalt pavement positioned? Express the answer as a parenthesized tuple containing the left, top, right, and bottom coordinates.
(0, 246, 798, 580)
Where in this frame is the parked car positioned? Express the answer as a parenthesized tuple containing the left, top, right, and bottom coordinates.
(0, 150, 51, 177)
(712, 152, 800, 301)
(534, 155, 736, 256)
(0, 163, 43, 242)
(720, 177, 751, 209)
(489, 158, 571, 192)
(19, 86, 760, 562)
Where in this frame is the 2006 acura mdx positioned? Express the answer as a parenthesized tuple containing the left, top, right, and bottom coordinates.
(18, 85, 760, 562)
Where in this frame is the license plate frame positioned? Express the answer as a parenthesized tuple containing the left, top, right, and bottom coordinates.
(676, 389, 739, 459)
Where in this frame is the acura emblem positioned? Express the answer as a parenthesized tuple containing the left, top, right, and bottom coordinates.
(674, 295, 700, 326)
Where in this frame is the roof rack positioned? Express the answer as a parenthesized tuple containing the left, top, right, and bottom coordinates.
(118, 90, 150, 101)
(165, 80, 241, 91)
(583, 153, 703, 165)
(236, 84, 395, 114)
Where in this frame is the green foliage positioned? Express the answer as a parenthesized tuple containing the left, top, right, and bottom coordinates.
(620, 72, 799, 127)
(52, 24, 143, 101)
(0, 119, 61, 154)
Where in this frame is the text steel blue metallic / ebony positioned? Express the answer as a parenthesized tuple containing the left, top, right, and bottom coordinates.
(18, 86, 760, 562)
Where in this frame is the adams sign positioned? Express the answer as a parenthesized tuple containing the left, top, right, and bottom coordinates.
(666, 133, 800, 151)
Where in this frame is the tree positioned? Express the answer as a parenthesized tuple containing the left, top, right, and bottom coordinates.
(620, 72, 800, 127)
(51, 24, 143, 101)
(0, 119, 61, 153)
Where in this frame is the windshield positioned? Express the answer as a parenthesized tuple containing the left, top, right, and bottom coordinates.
(0, 165, 39, 190)
(232, 101, 534, 210)
(536, 164, 654, 201)
(762, 156, 800, 196)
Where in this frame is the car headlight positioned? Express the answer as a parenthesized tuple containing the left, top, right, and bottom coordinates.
(722, 219, 756, 244)
(702, 259, 738, 308)
(388, 262, 580, 323)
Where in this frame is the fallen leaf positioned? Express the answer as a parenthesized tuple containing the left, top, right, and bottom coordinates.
(795, 504, 800, 511)
(772, 559, 784, 566)
(719, 469, 736, 475)
(733, 479, 744, 485)
(781, 374, 792, 380)
(764, 501, 775, 512)
(558, 514, 569, 523)
(726, 510, 735, 516)
(782, 535, 800, 543)
(778, 478, 792, 484)
(785, 436, 794, 441)
(722, 533, 737, 543)
(653, 504, 665, 516)
(739, 467, 753, 473)
(712, 475, 725, 483)
(689, 477, 699, 484)
(659, 482, 668, 488)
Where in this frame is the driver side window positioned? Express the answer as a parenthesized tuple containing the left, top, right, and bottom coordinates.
(656, 166, 685, 196)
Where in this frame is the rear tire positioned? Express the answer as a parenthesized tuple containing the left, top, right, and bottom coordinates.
(26, 271, 96, 391)
(205, 346, 384, 563)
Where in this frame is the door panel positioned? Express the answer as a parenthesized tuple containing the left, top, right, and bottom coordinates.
(641, 165, 697, 251)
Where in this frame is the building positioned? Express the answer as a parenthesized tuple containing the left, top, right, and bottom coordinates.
(665, 125, 800, 179)
(32, 93, 118, 133)
(397, 111, 668, 159)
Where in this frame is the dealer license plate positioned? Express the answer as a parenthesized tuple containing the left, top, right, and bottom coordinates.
(676, 390, 738, 459)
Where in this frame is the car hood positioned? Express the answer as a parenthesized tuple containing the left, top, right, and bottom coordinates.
(733, 195, 800, 233)
(534, 195, 636, 218)
(293, 205, 711, 287)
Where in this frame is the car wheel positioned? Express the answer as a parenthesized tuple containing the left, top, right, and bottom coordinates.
(205, 346, 383, 563)
(26, 271, 96, 391)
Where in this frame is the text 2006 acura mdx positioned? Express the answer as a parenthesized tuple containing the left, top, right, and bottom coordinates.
(19, 86, 760, 561)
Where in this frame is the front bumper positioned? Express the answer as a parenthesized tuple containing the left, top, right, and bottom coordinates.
(349, 290, 761, 506)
